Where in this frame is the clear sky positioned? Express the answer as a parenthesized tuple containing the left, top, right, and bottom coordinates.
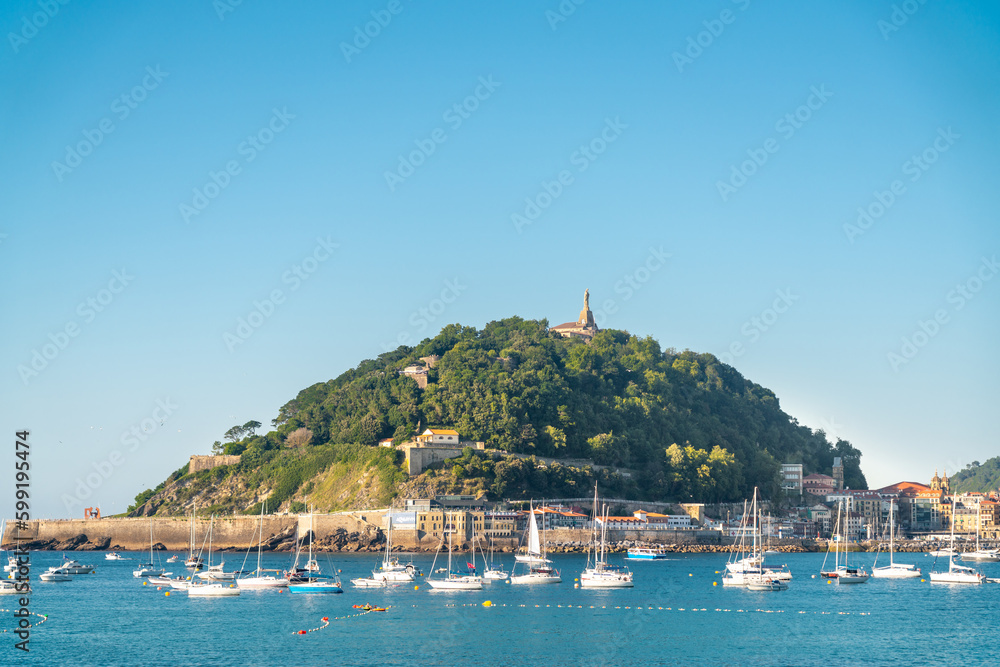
(2, 1, 998, 519)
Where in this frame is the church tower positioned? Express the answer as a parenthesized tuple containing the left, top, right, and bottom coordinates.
(551, 288, 599, 341)
(941, 469, 950, 495)
(931, 469, 941, 491)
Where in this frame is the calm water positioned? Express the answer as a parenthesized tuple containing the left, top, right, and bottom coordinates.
(6, 550, 1000, 666)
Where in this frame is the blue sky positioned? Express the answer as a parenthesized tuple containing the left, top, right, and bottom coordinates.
(2, 1, 998, 518)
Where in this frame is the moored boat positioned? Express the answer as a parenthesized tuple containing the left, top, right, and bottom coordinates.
(626, 546, 669, 560)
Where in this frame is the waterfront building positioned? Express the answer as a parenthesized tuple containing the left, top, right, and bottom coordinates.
(804, 473, 837, 497)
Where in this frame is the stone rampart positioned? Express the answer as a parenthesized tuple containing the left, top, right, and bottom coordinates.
(189, 454, 242, 473)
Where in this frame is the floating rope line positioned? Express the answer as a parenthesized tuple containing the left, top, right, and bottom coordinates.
(0, 609, 49, 633)
(293, 606, 392, 635)
(441, 603, 870, 616)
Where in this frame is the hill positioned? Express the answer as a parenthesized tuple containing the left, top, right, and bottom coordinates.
(950, 458, 1000, 494)
(129, 318, 866, 515)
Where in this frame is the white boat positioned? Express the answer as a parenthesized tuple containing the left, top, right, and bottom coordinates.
(426, 512, 483, 590)
(133, 520, 166, 578)
(961, 503, 999, 563)
(0, 580, 23, 595)
(166, 555, 179, 564)
(59, 557, 96, 574)
(350, 576, 388, 588)
(39, 566, 73, 582)
(105, 552, 126, 561)
(723, 489, 789, 590)
(929, 547, 958, 558)
(820, 501, 869, 584)
(580, 487, 633, 589)
(288, 508, 343, 594)
(187, 582, 241, 597)
(930, 497, 984, 584)
(872, 500, 921, 579)
(3, 555, 17, 573)
(237, 502, 290, 589)
(626, 546, 669, 560)
(510, 504, 561, 585)
(480, 530, 507, 581)
(186, 506, 204, 569)
(369, 514, 420, 582)
(195, 516, 237, 580)
(149, 575, 191, 589)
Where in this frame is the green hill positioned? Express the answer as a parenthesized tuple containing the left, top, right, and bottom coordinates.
(129, 318, 866, 515)
(951, 458, 1000, 494)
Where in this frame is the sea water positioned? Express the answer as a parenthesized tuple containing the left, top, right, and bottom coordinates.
(7, 550, 1000, 666)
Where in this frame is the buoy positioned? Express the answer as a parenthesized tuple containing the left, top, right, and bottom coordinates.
(921, 579, 926, 582)
(165, 591, 170, 596)
(298, 630, 307, 635)
(414, 585, 419, 590)
(689, 573, 693, 577)
(142, 581, 147, 586)
(483, 601, 492, 607)
(574, 583, 579, 588)
(156, 586, 162, 590)
(827, 580, 832, 584)
(322, 617, 329, 621)
(712, 582, 717, 586)
(811, 575, 816, 579)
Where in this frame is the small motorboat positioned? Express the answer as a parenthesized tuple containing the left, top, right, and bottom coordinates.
(60, 558, 96, 574)
(187, 582, 241, 597)
(105, 552, 126, 561)
(40, 566, 73, 582)
(166, 555, 180, 564)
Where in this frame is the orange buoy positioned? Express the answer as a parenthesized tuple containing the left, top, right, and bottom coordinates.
(322, 617, 329, 621)
(298, 630, 307, 635)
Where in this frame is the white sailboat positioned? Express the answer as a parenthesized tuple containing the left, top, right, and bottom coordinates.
(185, 506, 203, 569)
(820, 501, 868, 584)
(195, 516, 236, 581)
(426, 512, 482, 590)
(481, 531, 508, 581)
(237, 503, 289, 589)
(961, 502, 999, 563)
(132, 520, 166, 578)
(579, 487, 633, 589)
(723, 488, 787, 590)
(510, 504, 561, 585)
(288, 509, 342, 594)
(930, 497, 985, 584)
(871, 499, 921, 579)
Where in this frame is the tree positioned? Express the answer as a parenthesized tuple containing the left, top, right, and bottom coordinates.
(224, 425, 246, 442)
(285, 427, 313, 451)
(243, 420, 262, 437)
(211, 440, 224, 455)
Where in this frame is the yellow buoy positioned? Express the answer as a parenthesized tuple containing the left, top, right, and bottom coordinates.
(165, 591, 170, 596)
(689, 573, 693, 577)
(827, 580, 832, 584)
(414, 585, 419, 590)
(712, 582, 717, 586)
(483, 600, 492, 607)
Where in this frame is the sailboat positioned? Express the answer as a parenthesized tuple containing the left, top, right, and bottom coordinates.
(820, 501, 869, 584)
(722, 488, 787, 590)
(961, 502, 999, 563)
(871, 499, 921, 579)
(426, 512, 483, 590)
(579, 487, 633, 588)
(352, 512, 419, 587)
(185, 505, 204, 569)
(237, 503, 290, 589)
(194, 516, 236, 581)
(481, 530, 508, 581)
(288, 509, 342, 594)
(930, 497, 985, 584)
(510, 504, 561, 584)
(132, 520, 166, 578)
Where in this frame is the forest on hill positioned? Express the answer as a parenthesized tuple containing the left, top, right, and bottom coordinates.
(130, 317, 866, 515)
(950, 458, 1000, 494)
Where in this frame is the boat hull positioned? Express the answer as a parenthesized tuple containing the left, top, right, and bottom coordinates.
(188, 585, 241, 596)
(871, 566, 921, 579)
(288, 583, 343, 594)
(579, 577, 633, 588)
(237, 577, 289, 588)
(509, 574, 561, 585)
(426, 578, 483, 590)
(350, 578, 387, 588)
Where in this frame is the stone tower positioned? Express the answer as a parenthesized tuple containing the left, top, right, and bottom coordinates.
(941, 469, 950, 495)
(832, 457, 844, 490)
(931, 469, 941, 491)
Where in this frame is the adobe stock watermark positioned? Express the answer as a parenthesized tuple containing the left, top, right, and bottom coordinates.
(843, 127, 959, 244)
(878, 0, 929, 40)
(717, 288, 800, 365)
(61, 397, 179, 513)
(510, 117, 627, 233)
(213, 0, 244, 21)
(179, 107, 295, 223)
(7, 0, 70, 54)
(887, 255, 998, 372)
(384, 76, 501, 192)
(545, 0, 586, 30)
(591, 247, 671, 326)
(51, 66, 168, 182)
(716, 85, 832, 202)
(379, 278, 467, 352)
(340, 0, 410, 62)
(17, 268, 134, 385)
(672, 0, 751, 73)
(224, 236, 339, 352)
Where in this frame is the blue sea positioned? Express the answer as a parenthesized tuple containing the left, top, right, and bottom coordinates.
(7, 550, 1000, 666)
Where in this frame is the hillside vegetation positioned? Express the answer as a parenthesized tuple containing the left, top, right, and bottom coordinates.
(130, 318, 866, 515)
(951, 458, 1000, 494)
